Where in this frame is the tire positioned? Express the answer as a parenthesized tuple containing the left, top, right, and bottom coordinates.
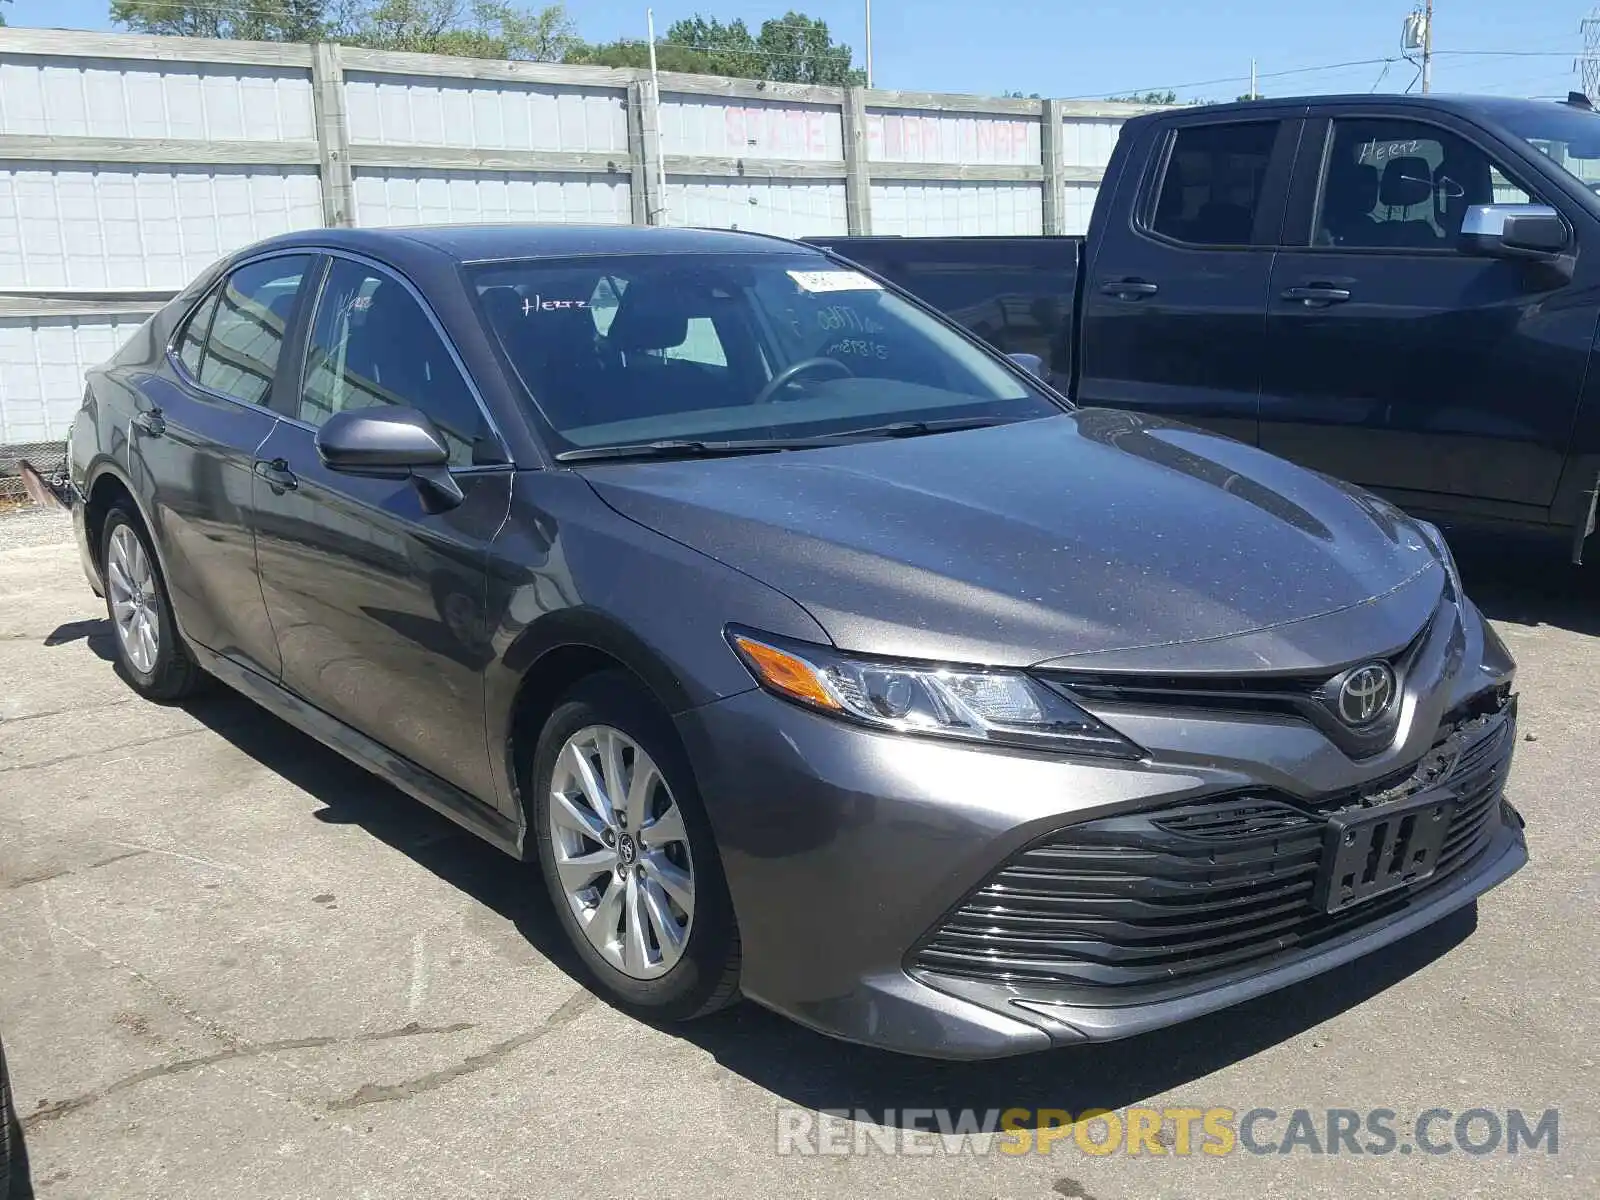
(530, 671, 740, 1021)
(1, 1037, 29, 1200)
(99, 504, 205, 702)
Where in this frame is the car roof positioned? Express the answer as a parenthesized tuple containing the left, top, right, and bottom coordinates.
(1130, 93, 1595, 123)
(245, 223, 817, 266)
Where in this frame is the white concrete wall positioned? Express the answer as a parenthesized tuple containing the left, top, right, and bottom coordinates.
(0, 31, 1142, 444)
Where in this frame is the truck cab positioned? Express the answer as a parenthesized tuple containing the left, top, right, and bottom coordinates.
(817, 94, 1600, 559)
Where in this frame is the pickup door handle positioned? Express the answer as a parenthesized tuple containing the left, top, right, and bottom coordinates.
(1281, 285, 1352, 306)
(253, 457, 298, 492)
(1099, 279, 1160, 300)
(131, 409, 166, 438)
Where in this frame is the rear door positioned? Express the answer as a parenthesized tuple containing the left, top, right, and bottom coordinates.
(136, 253, 315, 677)
(1078, 111, 1302, 443)
(1260, 108, 1592, 511)
(251, 253, 513, 805)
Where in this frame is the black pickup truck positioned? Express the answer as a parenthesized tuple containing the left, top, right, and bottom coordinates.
(810, 93, 1600, 559)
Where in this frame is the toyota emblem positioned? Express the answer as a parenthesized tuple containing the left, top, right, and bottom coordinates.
(1336, 663, 1396, 727)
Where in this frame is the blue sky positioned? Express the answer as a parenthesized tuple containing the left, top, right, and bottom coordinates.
(7, 0, 1590, 102)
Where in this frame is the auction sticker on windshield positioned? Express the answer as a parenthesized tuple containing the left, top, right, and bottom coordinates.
(788, 269, 883, 293)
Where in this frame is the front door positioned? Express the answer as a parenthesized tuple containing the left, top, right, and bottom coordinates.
(1261, 113, 1593, 511)
(251, 255, 513, 804)
(1078, 115, 1299, 443)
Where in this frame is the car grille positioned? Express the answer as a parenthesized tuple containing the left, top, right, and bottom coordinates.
(912, 709, 1513, 993)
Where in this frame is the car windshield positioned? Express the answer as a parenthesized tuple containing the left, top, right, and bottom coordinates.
(1496, 104, 1600, 196)
(470, 253, 1061, 452)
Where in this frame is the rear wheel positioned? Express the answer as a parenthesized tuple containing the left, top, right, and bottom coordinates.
(530, 672, 740, 1020)
(100, 505, 205, 702)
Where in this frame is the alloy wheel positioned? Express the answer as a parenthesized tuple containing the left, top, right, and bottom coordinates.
(547, 724, 696, 979)
(107, 524, 160, 675)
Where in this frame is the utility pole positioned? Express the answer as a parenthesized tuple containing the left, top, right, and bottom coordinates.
(865, 0, 874, 88)
(1421, 0, 1434, 93)
(1250, 57, 1257, 99)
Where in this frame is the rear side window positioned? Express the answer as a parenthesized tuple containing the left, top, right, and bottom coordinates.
(196, 256, 312, 405)
(298, 258, 488, 467)
(1148, 122, 1279, 247)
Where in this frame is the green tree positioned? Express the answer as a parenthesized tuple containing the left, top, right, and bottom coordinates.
(568, 11, 864, 85)
(1108, 89, 1179, 104)
(110, 0, 328, 40)
(333, 0, 578, 59)
(110, 0, 578, 60)
(0, 0, 11, 29)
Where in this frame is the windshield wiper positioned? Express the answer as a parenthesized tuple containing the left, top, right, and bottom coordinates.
(555, 437, 845, 463)
(556, 417, 1026, 462)
(833, 416, 1022, 439)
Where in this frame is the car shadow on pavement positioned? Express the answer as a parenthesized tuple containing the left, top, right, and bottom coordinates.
(181, 685, 1479, 1128)
(1443, 526, 1600, 637)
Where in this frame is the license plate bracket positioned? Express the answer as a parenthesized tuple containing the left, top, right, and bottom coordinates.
(1314, 789, 1455, 914)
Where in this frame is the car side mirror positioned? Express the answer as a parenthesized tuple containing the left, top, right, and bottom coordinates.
(315, 407, 462, 511)
(1007, 352, 1046, 377)
(1462, 203, 1570, 259)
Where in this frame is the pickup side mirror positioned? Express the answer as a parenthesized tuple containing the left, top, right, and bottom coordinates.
(1461, 203, 1570, 259)
(315, 407, 462, 510)
(1007, 352, 1046, 377)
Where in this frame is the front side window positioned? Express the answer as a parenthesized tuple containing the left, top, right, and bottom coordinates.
(1148, 121, 1279, 247)
(1315, 118, 1532, 251)
(196, 256, 311, 405)
(473, 253, 1060, 452)
(299, 259, 488, 467)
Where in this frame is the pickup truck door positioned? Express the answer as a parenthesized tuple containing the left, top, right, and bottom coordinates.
(1260, 109, 1594, 515)
(1078, 111, 1301, 444)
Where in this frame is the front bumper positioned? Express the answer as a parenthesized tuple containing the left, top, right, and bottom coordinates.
(677, 668, 1524, 1060)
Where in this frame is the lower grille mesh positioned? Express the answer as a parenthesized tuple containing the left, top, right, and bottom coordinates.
(913, 713, 1513, 992)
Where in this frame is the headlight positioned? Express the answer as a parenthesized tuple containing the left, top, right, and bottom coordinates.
(1416, 520, 1464, 600)
(727, 628, 1144, 759)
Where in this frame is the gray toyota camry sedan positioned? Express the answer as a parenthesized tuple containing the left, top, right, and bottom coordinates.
(65, 224, 1524, 1059)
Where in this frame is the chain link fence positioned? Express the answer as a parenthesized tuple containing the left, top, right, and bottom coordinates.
(0, 440, 67, 505)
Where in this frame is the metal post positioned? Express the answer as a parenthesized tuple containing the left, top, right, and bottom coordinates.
(647, 8, 668, 224)
(865, 0, 874, 89)
(1421, 0, 1433, 93)
(1250, 57, 1257, 100)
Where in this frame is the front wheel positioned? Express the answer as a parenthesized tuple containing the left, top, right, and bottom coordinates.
(100, 505, 205, 702)
(530, 672, 740, 1020)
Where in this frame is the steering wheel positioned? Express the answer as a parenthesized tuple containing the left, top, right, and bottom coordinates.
(752, 356, 853, 404)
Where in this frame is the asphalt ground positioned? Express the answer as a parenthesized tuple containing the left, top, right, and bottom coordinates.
(1, 507, 1595, 1199)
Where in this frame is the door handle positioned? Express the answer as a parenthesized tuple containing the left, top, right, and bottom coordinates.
(254, 457, 298, 492)
(1099, 279, 1160, 300)
(131, 409, 166, 438)
(1281, 285, 1352, 307)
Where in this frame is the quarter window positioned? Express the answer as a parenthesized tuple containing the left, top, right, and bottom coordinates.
(298, 259, 488, 467)
(1149, 122, 1279, 247)
(175, 289, 218, 378)
(1315, 118, 1533, 250)
(196, 257, 311, 405)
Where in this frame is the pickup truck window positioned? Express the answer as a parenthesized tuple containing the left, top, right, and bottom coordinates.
(1148, 122, 1277, 247)
(1316, 118, 1531, 251)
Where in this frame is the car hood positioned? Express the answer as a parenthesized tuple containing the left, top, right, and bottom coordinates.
(584, 410, 1446, 671)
